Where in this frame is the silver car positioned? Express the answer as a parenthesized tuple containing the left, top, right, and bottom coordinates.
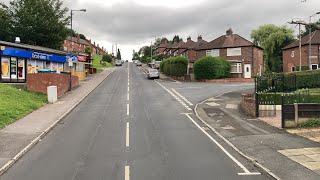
(115, 60, 122, 66)
(136, 61, 142, 66)
(147, 69, 160, 79)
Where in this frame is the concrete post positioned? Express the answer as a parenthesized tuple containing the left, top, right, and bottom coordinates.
(294, 103, 299, 126)
(47, 86, 57, 104)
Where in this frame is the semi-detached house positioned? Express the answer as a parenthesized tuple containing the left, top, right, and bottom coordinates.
(196, 29, 264, 79)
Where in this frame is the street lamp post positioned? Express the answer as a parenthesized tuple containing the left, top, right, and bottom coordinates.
(309, 12, 320, 70)
(69, 9, 86, 91)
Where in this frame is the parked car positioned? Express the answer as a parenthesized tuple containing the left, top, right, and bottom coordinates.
(147, 69, 160, 79)
(136, 61, 142, 66)
(115, 60, 122, 66)
(133, 60, 138, 64)
(121, 60, 124, 64)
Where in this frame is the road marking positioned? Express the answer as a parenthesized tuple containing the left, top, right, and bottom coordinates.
(127, 104, 129, 115)
(128, 82, 129, 86)
(126, 122, 130, 147)
(125, 166, 130, 180)
(127, 93, 129, 101)
(128, 86, 130, 92)
(171, 88, 193, 106)
(181, 113, 261, 176)
(155, 80, 192, 111)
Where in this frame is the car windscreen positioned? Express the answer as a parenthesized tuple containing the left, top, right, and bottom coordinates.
(149, 70, 158, 73)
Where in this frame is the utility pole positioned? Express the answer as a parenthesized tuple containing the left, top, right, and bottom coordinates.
(151, 41, 153, 64)
(288, 20, 309, 71)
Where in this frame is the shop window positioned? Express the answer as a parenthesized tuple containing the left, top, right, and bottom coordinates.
(10, 57, 17, 79)
(18, 59, 25, 79)
(230, 62, 242, 73)
(1, 57, 10, 79)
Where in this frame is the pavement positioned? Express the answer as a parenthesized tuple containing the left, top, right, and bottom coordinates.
(0, 67, 115, 175)
(195, 90, 320, 180)
(0, 62, 269, 180)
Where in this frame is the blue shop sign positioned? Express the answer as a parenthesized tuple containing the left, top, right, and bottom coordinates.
(1, 47, 66, 63)
(66, 55, 78, 61)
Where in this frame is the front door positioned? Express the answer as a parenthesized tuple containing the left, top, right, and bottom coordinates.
(244, 64, 251, 78)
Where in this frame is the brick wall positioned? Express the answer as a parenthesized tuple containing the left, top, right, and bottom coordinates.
(240, 94, 256, 117)
(27, 73, 79, 97)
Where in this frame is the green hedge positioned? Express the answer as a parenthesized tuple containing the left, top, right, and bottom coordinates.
(257, 70, 320, 92)
(160, 57, 188, 77)
(193, 56, 230, 80)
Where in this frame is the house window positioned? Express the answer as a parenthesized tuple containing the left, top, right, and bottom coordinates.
(230, 62, 242, 73)
(291, 50, 294, 58)
(311, 64, 318, 70)
(227, 48, 241, 56)
(206, 49, 219, 57)
(291, 66, 295, 72)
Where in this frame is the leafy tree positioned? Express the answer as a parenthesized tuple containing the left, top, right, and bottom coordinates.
(116, 49, 122, 60)
(9, 0, 70, 49)
(102, 54, 112, 63)
(251, 24, 296, 72)
(132, 52, 140, 60)
(172, 35, 182, 43)
(302, 19, 320, 36)
(78, 33, 86, 40)
(0, 3, 12, 41)
(85, 46, 92, 55)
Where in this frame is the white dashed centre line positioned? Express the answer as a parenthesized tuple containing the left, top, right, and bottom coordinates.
(127, 104, 129, 116)
(126, 122, 130, 147)
(125, 166, 130, 180)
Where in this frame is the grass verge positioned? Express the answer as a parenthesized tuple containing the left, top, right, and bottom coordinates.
(0, 84, 47, 129)
(92, 55, 112, 73)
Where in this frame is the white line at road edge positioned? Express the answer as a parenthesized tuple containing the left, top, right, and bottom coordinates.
(127, 104, 129, 116)
(181, 113, 260, 175)
(154, 80, 192, 111)
(126, 122, 130, 147)
(194, 95, 280, 179)
(125, 166, 130, 180)
(127, 93, 129, 101)
(128, 86, 130, 92)
(171, 88, 193, 106)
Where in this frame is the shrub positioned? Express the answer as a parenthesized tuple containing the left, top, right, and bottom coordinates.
(193, 56, 231, 80)
(102, 54, 113, 63)
(161, 57, 188, 77)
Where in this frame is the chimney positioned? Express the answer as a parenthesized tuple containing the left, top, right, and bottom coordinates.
(197, 35, 202, 41)
(226, 28, 233, 36)
(187, 36, 191, 41)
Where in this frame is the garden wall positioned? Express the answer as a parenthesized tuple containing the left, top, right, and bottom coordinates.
(27, 73, 79, 97)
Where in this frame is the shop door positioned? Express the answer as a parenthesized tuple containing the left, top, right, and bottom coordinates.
(244, 64, 252, 79)
(18, 59, 25, 79)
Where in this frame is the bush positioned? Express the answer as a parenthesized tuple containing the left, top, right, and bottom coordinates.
(193, 56, 231, 80)
(160, 57, 188, 77)
(102, 54, 113, 63)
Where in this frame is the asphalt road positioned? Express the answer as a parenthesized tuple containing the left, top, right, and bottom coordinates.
(1, 63, 269, 180)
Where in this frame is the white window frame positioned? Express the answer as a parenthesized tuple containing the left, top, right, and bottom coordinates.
(230, 62, 242, 73)
(206, 49, 219, 57)
(291, 50, 294, 58)
(227, 48, 241, 56)
(311, 64, 318, 70)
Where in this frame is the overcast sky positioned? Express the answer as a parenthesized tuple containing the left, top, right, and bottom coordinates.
(2, 0, 320, 60)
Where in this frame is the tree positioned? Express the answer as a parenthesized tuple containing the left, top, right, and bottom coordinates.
(302, 19, 320, 36)
(172, 35, 182, 43)
(102, 54, 112, 63)
(116, 49, 122, 60)
(85, 46, 92, 55)
(78, 33, 86, 40)
(132, 52, 140, 60)
(251, 24, 296, 72)
(0, 3, 12, 41)
(9, 0, 70, 49)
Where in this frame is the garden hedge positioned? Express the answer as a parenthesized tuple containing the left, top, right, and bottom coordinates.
(160, 57, 188, 77)
(193, 56, 231, 80)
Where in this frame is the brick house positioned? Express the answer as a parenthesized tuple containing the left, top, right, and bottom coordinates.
(282, 30, 320, 72)
(196, 29, 264, 78)
(155, 40, 170, 56)
(182, 35, 208, 62)
(63, 36, 90, 54)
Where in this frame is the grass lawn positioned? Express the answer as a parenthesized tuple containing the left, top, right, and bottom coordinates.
(0, 84, 47, 129)
(92, 55, 112, 73)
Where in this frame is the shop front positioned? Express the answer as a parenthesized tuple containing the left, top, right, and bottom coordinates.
(0, 46, 67, 83)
